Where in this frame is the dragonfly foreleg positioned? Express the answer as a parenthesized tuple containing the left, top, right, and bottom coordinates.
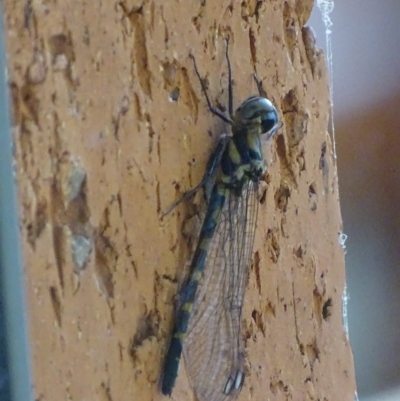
(189, 53, 233, 125)
(162, 134, 229, 216)
(253, 73, 265, 97)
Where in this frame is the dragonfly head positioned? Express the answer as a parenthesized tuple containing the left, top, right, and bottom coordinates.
(234, 97, 280, 139)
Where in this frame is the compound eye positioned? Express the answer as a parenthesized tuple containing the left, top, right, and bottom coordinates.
(261, 112, 278, 135)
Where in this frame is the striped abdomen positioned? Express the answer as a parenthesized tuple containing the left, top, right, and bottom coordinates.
(161, 185, 227, 395)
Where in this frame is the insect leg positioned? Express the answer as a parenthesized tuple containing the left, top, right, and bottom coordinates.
(225, 36, 234, 117)
(161, 134, 228, 216)
(253, 73, 264, 97)
(189, 54, 233, 125)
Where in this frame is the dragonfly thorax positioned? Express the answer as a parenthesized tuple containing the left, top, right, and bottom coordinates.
(219, 134, 267, 195)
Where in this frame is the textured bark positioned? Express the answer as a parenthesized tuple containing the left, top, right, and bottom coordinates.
(3, 0, 356, 400)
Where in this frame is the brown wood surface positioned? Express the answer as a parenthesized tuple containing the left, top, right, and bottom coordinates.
(3, 0, 356, 400)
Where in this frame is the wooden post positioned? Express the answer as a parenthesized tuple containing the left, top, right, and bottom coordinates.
(3, 0, 356, 400)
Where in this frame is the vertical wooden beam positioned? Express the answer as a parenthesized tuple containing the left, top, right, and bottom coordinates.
(3, 0, 356, 400)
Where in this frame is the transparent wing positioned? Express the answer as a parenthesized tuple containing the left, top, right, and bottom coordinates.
(183, 181, 259, 401)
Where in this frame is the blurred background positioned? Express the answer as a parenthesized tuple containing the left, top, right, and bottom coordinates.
(310, 2, 400, 401)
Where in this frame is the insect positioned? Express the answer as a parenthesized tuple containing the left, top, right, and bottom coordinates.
(161, 38, 280, 401)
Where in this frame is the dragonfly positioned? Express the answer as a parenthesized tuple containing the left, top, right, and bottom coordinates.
(161, 38, 280, 401)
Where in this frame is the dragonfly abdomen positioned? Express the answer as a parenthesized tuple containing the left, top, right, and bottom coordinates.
(161, 185, 227, 395)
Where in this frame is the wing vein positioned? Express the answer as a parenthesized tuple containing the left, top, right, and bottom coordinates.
(183, 181, 259, 401)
